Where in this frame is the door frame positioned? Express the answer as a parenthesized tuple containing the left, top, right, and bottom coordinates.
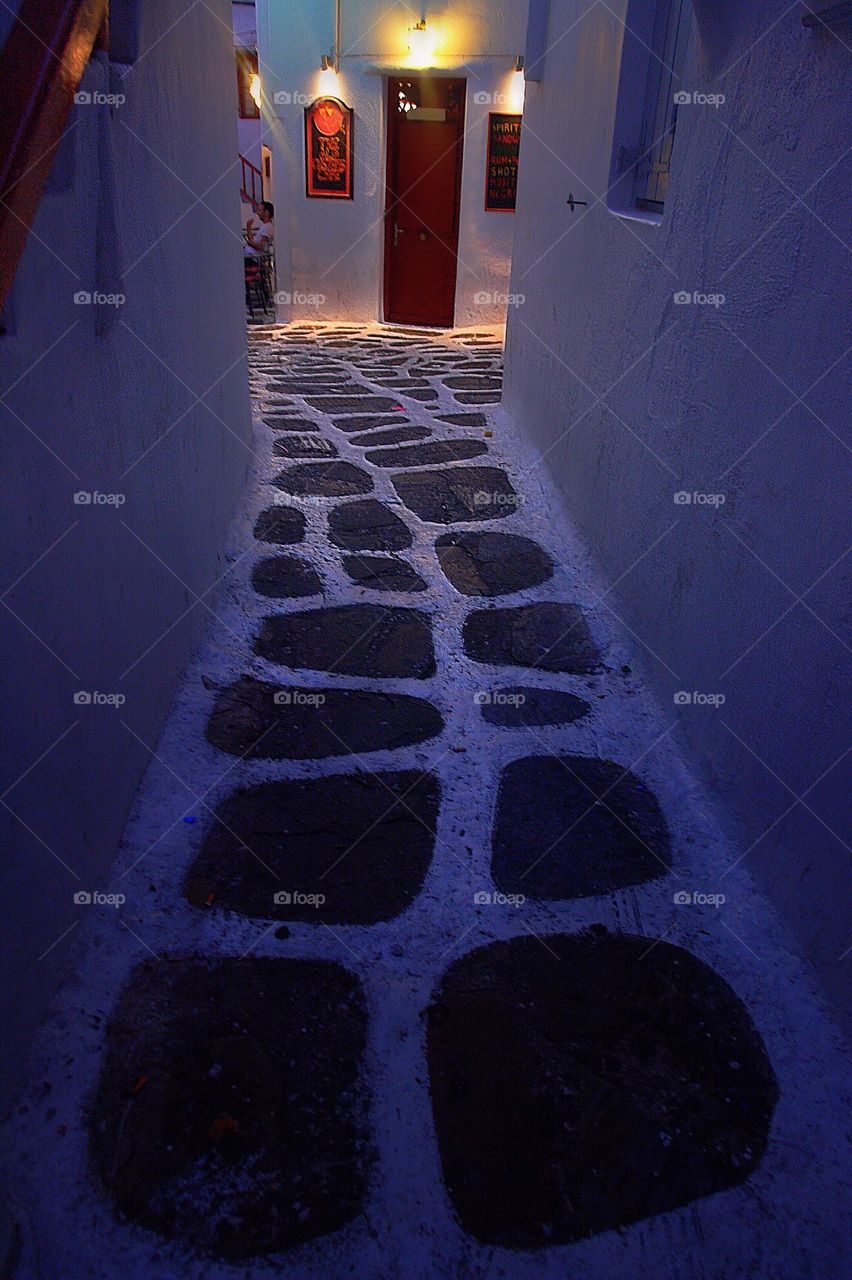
(382, 75, 467, 328)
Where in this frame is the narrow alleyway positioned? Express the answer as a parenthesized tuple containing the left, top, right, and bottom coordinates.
(8, 325, 848, 1278)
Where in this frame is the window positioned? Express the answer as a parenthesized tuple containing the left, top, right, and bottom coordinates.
(236, 48, 260, 119)
(608, 0, 693, 221)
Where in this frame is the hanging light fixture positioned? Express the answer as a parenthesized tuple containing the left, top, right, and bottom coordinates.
(407, 19, 437, 68)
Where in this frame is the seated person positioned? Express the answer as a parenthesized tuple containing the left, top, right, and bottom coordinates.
(245, 201, 274, 255)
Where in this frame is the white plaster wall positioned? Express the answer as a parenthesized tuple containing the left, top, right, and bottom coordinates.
(504, 0, 852, 1027)
(0, 0, 251, 1098)
(255, 0, 527, 324)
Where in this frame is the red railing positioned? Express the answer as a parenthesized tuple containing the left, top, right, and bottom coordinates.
(0, 0, 108, 310)
(240, 153, 263, 212)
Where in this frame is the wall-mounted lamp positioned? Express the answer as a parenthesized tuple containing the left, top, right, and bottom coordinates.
(407, 19, 437, 68)
(249, 72, 262, 109)
(514, 55, 525, 73)
(321, 54, 333, 71)
(509, 54, 526, 111)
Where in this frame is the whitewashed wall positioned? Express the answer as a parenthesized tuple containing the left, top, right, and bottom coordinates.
(256, 0, 528, 324)
(504, 0, 852, 1027)
(0, 0, 251, 1100)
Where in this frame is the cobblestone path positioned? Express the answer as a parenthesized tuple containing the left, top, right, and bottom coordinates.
(7, 325, 849, 1280)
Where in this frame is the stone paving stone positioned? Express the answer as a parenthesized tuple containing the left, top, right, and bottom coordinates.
(269, 383, 364, 396)
(262, 415, 320, 431)
(365, 440, 488, 469)
(343, 554, 428, 592)
(250, 555, 322, 599)
(436, 532, 553, 596)
(273, 461, 373, 498)
(436, 413, 488, 428)
(253, 506, 307, 545)
(442, 375, 503, 390)
(464, 602, 600, 672)
(328, 499, 413, 551)
(332, 414, 408, 434)
(256, 604, 435, 677)
(427, 933, 778, 1248)
(493, 755, 670, 897)
(90, 957, 371, 1260)
(185, 771, 440, 922)
(205, 675, 442, 759)
(478, 686, 591, 726)
(349, 425, 431, 447)
(272, 435, 338, 459)
(306, 396, 403, 414)
(392, 467, 520, 524)
(454, 392, 502, 404)
(394, 387, 439, 401)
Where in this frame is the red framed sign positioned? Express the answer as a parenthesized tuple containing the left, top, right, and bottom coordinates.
(485, 112, 522, 212)
(305, 96, 354, 199)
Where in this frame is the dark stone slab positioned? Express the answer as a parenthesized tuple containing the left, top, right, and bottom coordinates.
(436, 532, 553, 596)
(251, 555, 322, 598)
(256, 604, 435, 677)
(269, 384, 364, 397)
(493, 755, 669, 897)
(206, 675, 442, 759)
(306, 396, 403, 414)
(372, 378, 432, 389)
(442, 375, 503, 390)
(392, 467, 520, 524)
(395, 387, 438, 401)
(273, 462, 373, 498)
(365, 440, 488, 469)
(253, 506, 306, 545)
(436, 413, 487, 428)
(427, 933, 778, 1248)
(332, 414, 408, 434)
(350, 425, 431, 447)
(185, 771, 440, 922)
(454, 392, 502, 404)
(478, 686, 591, 727)
(262, 415, 320, 431)
(464, 603, 600, 672)
(328, 500, 413, 550)
(90, 957, 371, 1260)
(343, 555, 427, 592)
(272, 435, 338, 459)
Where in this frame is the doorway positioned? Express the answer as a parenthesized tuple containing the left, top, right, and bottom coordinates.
(383, 77, 466, 328)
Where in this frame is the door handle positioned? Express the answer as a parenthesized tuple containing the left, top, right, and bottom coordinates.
(393, 223, 406, 248)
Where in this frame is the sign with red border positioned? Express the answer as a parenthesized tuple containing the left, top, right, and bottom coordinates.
(305, 96, 354, 199)
(485, 112, 522, 212)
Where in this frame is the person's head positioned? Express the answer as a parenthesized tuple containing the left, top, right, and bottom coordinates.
(260, 201, 274, 224)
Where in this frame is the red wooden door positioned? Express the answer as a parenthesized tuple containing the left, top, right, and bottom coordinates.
(384, 77, 466, 328)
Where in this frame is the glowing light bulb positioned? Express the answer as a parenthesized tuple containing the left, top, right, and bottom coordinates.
(508, 69, 525, 112)
(249, 73, 262, 109)
(407, 20, 437, 69)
